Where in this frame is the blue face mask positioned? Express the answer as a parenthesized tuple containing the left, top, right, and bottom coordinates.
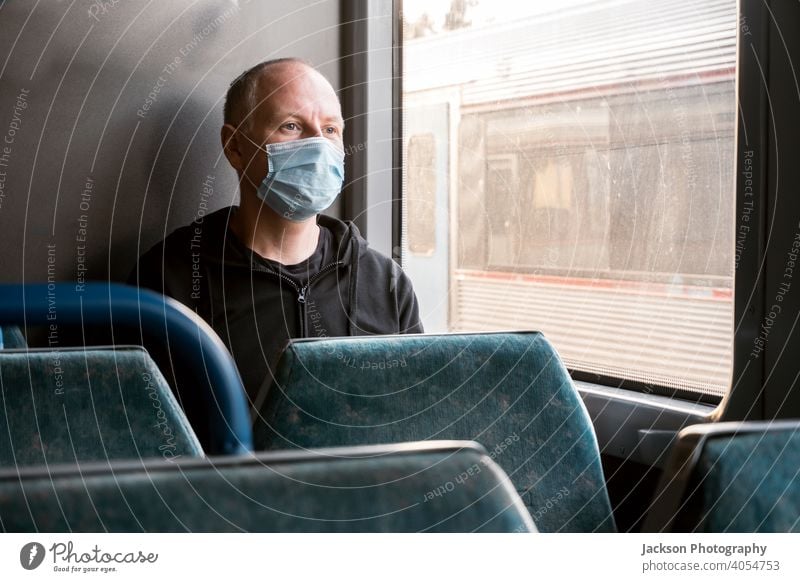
(242, 134, 345, 222)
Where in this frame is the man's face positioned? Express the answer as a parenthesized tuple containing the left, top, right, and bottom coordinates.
(225, 63, 345, 194)
(250, 64, 344, 148)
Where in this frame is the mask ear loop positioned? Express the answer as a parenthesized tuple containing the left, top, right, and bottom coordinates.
(237, 130, 267, 152)
(236, 130, 270, 191)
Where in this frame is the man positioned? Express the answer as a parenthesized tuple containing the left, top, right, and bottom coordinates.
(130, 58, 423, 411)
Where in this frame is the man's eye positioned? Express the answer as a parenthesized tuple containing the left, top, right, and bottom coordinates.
(283, 122, 299, 131)
(324, 127, 339, 135)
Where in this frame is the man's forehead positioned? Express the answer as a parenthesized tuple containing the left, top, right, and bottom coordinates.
(254, 64, 342, 121)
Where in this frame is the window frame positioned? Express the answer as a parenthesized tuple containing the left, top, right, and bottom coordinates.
(340, 0, 401, 261)
(722, 0, 800, 423)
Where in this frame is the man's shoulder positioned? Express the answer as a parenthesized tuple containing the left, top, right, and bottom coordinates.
(317, 213, 394, 265)
(359, 245, 398, 268)
(349, 235, 409, 287)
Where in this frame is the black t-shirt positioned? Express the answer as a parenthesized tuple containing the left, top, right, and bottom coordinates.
(251, 224, 334, 283)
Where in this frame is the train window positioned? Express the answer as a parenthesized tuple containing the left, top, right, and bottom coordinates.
(401, 0, 737, 400)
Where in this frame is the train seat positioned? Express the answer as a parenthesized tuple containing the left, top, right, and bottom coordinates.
(0, 346, 203, 467)
(253, 331, 615, 532)
(0, 282, 254, 455)
(0, 326, 27, 349)
(645, 421, 800, 532)
(0, 441, 536, 532)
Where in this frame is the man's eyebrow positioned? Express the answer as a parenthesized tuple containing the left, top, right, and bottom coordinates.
(264, 110, 344, 127)
(263, 108, 297, 123)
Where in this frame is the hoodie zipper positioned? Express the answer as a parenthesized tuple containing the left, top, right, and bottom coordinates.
(255, 260, 343, 336)
(298, 261, 342, 302)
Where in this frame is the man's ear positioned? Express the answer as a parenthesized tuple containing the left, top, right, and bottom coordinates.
(221, 123, 245, 173)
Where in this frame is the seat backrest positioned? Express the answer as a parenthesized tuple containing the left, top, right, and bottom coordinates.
(0, 346, 203, 466)
(253, 332, 614, 532)
(0, 326, 26, 349)
(0, 441, 536, 532)
(0, 283, 252, 455)
(645, 421, 800, 532)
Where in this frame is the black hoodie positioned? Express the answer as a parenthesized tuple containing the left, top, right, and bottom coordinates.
(129, 206, 423, 408)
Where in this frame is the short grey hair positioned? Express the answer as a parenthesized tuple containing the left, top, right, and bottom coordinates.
(223, 57, 310, 128)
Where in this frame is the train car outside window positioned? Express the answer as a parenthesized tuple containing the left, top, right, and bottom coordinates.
(401, 0, 737, 400)
(406, 133, 438, 255)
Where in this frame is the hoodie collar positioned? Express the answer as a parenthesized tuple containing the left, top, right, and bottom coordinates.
(195, 206, 366, 268)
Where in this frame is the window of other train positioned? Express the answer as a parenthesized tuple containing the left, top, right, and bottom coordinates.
(400, 0, 737, 401)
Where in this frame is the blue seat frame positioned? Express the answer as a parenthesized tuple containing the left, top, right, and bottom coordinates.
(0, 283, 252, 455)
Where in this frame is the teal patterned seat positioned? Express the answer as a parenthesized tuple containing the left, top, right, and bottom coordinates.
(646, 421, 800, 532)
(0, 326, 26, 349)
(0, 346, 203, 466)
(253, 332, 615, 532)
(0, 441, 536, 532)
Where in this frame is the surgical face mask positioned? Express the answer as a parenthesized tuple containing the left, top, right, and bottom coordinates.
(241, 134, 345, 222)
